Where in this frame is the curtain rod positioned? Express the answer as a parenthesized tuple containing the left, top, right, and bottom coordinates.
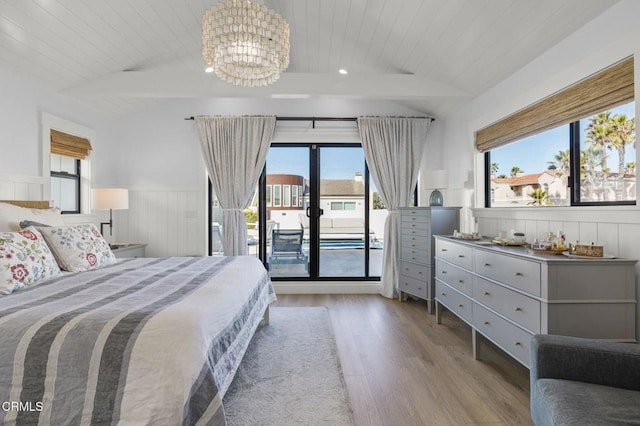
(184, 115, 435, 122)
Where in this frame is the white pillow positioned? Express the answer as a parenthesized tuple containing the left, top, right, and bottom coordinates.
(38, 224, 117, 272)
(0, 202, 65, 232)
(0, 226, 61, 294)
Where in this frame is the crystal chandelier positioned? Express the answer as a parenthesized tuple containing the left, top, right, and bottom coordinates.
(202, 0, 290, 87)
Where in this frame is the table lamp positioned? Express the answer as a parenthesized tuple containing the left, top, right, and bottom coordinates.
(426, 170, 448, 206)
(92, 188, 129, 237)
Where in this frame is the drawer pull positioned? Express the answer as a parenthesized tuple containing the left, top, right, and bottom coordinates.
(458, 279, 464, 283)
(484, 291, 490, 295)
(418, 271, 422, 275)
(515, 272, 523, 276)
(441, 292, 446, 296)
(441, 270, 447, 274)
(458, 304, 463, 308)
(515, 307, 522, 312)
(418, 287, 422, 290)
(483, 321, 489, 325)
(515, 342, 522, 346)
(441, 248, 448, 252)
(484, 263, 491, 267)
(458, 254, 465, 258)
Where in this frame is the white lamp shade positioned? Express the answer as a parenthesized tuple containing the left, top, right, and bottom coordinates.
(425, 170, 448, 189)
(92, 188, 129, 210)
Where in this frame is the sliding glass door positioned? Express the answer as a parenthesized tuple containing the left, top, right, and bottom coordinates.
(263, 143, 384, 280)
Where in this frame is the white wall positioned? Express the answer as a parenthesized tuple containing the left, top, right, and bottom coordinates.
(438, 0, 640, 339)
(0, 68, 107, 178)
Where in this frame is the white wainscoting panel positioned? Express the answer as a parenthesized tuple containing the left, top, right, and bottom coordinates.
(110, 189, 206, 257)
(0, 175, 45, 201)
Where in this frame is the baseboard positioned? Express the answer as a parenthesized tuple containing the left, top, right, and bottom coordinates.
(273, 281, 381, 294)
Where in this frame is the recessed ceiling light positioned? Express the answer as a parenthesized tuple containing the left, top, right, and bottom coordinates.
(338, 69, 348, 75)
(205, 66, 214, 73)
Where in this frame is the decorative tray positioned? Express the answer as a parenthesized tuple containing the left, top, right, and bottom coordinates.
(527, 248, 566, 255)
(562, 252, 617, 259)
(451, 234, 482, 240)
(491, 239, 527, 246)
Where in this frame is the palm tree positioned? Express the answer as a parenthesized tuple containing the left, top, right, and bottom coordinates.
(528, 188, 550, 206)
(609, 114, 635, 199)
(510, 166, 523, 177)
(580, 146, 609, 201)
(547, 149, 570, 188)
(625, 161, 636, 176)
(490, 162, 499, 176)
(585, 112, 614, 172)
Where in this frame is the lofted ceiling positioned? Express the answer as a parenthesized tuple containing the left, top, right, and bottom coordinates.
(0, 0, 619, 118)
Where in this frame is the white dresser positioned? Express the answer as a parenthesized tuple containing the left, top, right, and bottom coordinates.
(398, 207, 459, 313)
(434, 236, 637, 368)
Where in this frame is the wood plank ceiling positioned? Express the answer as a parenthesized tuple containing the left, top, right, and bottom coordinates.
(0, 0, 619, 117)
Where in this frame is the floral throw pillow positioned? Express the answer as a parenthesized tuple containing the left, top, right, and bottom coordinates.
(38, 224, 117, 272)
(0, 226, 61, 295)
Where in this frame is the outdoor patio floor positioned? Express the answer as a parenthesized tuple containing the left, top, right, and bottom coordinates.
(267, 248, 383, 278)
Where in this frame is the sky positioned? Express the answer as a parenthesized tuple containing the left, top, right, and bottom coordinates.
(267, 146, 364, 180)
(491, 102, 636, 176)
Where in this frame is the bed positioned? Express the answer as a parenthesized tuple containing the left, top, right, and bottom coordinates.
(0, 201, 276, 425)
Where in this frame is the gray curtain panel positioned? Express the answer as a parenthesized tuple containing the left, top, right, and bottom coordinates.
(196, 116, 275, 256)
(358, 117, 431, 298)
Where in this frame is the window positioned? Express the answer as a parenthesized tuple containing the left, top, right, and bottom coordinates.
(479, 57, 635, 207)
(266, 185, 272, 207)
(283, 185, 291, 207)
(298, 185, 304, 207)
(330, 201, 357, 210)
(273, 185, 281, 207)
(291, 185, 298, 207)
(46, 125, 93, 214)
(486, 102, 635, 207)
(50, 154, 81, 213)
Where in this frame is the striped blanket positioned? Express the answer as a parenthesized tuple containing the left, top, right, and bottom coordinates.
(0, 256, 276, 425)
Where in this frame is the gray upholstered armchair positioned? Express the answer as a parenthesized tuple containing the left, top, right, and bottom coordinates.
(530, 334, 640, 425)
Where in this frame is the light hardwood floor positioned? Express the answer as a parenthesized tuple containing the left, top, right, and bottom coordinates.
(272, 294, 532, 426)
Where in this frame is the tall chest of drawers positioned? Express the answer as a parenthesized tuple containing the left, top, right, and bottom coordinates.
(434, 236, 637, 368)
(399, 207, 460, 313)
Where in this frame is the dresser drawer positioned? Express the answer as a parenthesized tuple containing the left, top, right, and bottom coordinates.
(435, 259, 473, 296)
(474, 276, 541, 333)
(436, 280, 472, 324)
(401, 209, 430, 224)
(401, 222, 430, 238)
(473, 303, 532, 367)
(435, 239, 473, 270)
(474, 250, 541, 296)
(401, 234, 430, 251)
(400, 275, 428, 299)
(401, 246, 429, 264)
(400, 261, 429, 282)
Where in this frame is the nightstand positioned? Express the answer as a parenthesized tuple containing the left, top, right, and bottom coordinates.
(111, 243, 147, 258)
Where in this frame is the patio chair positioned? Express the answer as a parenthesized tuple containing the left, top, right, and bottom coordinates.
(268, 228, 308, 272)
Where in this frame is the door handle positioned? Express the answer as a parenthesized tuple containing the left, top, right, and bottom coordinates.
(306, 207, 324, 218)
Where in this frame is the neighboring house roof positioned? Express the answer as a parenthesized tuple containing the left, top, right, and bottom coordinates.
(492, 171, 557, 187)
(320, 179, 364, 196)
